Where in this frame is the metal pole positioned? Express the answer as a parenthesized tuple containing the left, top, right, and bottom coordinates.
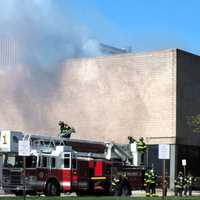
(183, 165, 186, 177)
(23, 156, 26, 200)
(146, 147, 149, 167)
(162, 159, 166, 200)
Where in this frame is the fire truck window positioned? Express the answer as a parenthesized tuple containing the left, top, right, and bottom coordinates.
(14, 156, 23, 168)
(72, 159, 77, 169)
(64, 158, 70, 168)
(3, 155, 23, 168)
(26, 156, 37, 168)
(39, 156, 41, 167)
(13, 136, 18, 143)
(51, 157, 56, 168)
(42, 157, 47, 168)
(64, 154, 70, 168)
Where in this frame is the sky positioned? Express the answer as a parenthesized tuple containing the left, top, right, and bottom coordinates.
(61, 0, 200, 55)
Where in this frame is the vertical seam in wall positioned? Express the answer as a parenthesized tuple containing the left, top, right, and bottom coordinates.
(171, 49, 177, 144)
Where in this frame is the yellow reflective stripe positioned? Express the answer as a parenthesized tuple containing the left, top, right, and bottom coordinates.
(91, 177, 106, 180)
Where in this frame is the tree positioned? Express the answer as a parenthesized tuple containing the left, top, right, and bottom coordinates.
(186, 114, 200, 133)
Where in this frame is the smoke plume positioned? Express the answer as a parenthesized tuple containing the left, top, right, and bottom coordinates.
(0, 0, 102, 134)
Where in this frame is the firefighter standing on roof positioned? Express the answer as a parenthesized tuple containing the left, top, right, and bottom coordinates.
(58, 121, 75, 138)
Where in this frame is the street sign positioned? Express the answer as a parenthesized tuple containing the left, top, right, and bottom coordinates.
(182, 159, 187, 166)
(18, 140, 30, 156)
(158, 144, 170, 159)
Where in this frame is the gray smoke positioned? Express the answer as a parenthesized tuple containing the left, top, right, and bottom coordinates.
(0, 0, 101, 65)
(0, 0, 102, 133)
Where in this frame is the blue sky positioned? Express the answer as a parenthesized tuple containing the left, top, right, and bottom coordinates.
(61, 0, 200, 54)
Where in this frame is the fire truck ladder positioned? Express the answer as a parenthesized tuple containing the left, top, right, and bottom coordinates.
(22, 133, 66, 153)
(105, 142, 133, 164)
(21, 133, 133, 164)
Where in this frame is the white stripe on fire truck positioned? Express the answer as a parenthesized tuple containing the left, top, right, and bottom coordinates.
(35, 181, 71, 187)
(61, 181, 71, 187)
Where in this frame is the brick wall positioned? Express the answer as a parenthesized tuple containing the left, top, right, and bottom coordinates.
(0, 49, 178, 144)
(54, 49, 177, 143)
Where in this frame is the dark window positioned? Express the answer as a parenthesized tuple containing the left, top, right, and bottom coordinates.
(64, 154, 70, 168)
(39, 157, 41, 167)
(26, 156, 37, 168)
(13, 136, 18, 143)
(72, 159, 77, 169)
(42, 157, 47, 168)
(51, 157, 56, 168)
(64, 158, 70, 168)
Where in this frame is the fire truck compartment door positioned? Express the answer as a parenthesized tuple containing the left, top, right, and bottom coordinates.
(77, 160, 89, 189)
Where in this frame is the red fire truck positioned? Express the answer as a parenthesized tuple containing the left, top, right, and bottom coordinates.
(0, 130, 144, 196)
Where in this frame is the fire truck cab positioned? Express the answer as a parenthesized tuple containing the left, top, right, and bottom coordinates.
(0, 130, 144, 196)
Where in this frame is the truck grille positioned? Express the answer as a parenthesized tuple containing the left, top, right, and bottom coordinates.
(10, 174, 21, 185)
(3, 170, 22, 186)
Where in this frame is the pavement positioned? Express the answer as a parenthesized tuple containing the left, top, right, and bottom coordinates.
(132, 189, 200, 197)
(1, 188, 200, 197)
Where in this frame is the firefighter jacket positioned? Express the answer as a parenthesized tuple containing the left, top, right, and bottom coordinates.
(144, 170, 151, 185)
(144, 169, 157, 185)
(149, 170, 157, 184)
(184, 175, 193, 187)
(175, 175, 184, 189)
(136, 138, 147, 153)
(60, 126, 75, 138)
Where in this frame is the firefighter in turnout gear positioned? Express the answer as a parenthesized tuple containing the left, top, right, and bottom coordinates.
(58, 121, 75, 138)
(128, 136, 147, 164)
(184, 173, 193, 196)
(136, 137, 146, 164)
(128, 136, 147, 152)
(136, 137, 147, 153)
(144, 169, 157, 197)
(144, 169, 151, 197)
(111, 176, 121, 196)
(111, 174, 132, 196)
(175, 171, 184, 196)
(149, 169, 157, 197)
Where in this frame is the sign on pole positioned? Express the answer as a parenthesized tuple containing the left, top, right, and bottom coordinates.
(18, 140, 30, 156)
(158, 144, 170, 200)
(158, 144, 170, 160)
(18, 140, 30, 200)
(182, 159, 187, 166)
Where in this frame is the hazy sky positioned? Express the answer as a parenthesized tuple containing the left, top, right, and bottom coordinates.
(62, 0, 200, 54)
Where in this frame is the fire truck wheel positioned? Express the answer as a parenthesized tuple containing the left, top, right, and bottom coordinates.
(45, 180, 60, 196)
